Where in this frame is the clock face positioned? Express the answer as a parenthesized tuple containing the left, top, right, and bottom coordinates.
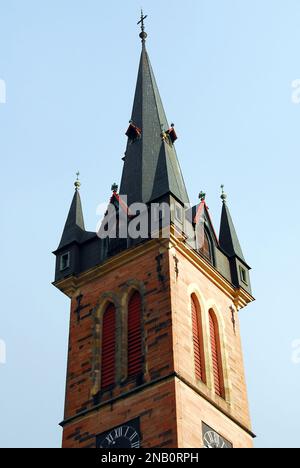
(202, 423, 232, 449)
(97, 419, 141, 449)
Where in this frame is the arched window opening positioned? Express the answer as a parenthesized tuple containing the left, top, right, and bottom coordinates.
(101, 303, 116, 390)
(196, 224, 214, 264)
(191, 295, 206, 383)
(201, 230, 213, 262)
(209, 310, 225, 399)
(128, 292, 143, 378)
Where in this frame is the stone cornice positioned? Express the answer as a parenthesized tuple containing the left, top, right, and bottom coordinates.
(53, 238, 169, 298)
(169, 229, 255, 310)
(53, 228, 255, 310)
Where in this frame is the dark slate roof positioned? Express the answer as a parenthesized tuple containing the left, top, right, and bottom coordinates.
(120, 44, 189, 206)
(58, 190, 86, 249)
(219, 202, 246, 262)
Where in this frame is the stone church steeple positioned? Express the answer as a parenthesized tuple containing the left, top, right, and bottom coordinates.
(53, 16, 255, 449)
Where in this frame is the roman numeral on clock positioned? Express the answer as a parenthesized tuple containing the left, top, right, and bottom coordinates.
(97, 419, 141, 449)
(114, 427, 123, 438)
(129, 432, 139, 442)
(105, 433, 114, 445)
(131, 441, 140, 448)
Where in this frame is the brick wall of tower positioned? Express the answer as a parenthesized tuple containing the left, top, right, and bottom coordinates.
(175, 379, 253, 448)
(62, 243, 175, 447)
(60, 238, 253, 448)
(63, 379, 177, 448)
(170, 247, 252, 436)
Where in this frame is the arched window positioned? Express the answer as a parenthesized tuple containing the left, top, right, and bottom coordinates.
(101, 303, 116, 390)
(196, 224, 214, 264)
(209, 310, 225, 399)
(128, 292, 143, 378)
(191, 295, 206, 383)
(201, 230, 213, 262)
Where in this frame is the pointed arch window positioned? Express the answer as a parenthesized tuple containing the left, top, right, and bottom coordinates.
(128, 292, 143, 378)
(201, 229, 213, 262)
(101, 303, 116, 390)
(209, 310, 225, 399)
(191, 295, 206, 383)
(196, 223, 214, 264)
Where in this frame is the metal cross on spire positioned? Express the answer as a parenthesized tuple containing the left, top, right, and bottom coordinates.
(221, 184, 227, 204)
(74, 171, 81, 191)
(138, 10, 148, 43)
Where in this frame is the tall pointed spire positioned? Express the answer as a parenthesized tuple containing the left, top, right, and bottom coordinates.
(120, 14, 189, 207)
(219, 187, 245, 262)
(58, 175, 86, 249)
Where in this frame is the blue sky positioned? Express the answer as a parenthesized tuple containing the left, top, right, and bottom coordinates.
(1, 0, 300, 448)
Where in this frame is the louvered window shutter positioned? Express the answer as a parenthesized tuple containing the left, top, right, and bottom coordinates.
(128, 292, 143, 378)
(209, 311, 225, 398)
(191, 295, 206, 383)
(101, 304, 116, 389)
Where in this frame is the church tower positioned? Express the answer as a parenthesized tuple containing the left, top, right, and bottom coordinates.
(53, 16, 255, 449)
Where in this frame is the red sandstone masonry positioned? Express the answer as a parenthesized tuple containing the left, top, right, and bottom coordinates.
(61, 241, 253, 448)
(62, 245, 175, 447)
(63, 379, 177, 448)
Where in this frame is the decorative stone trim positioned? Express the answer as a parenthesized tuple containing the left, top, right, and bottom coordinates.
(91, 291, 121, 397)
(91, 282, 147, 398)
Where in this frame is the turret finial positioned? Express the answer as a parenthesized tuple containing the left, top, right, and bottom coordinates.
(199, 191, 206, 202)
(74, 172, 81, 191)
(111, 183, 119, 193)
(221, 185, 227, 204)
(137, 10, 148, 44)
